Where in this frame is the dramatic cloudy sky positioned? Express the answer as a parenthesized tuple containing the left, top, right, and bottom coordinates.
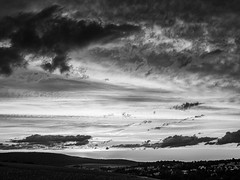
(0, 0, 240, 160)
(1, 0, 240, 77)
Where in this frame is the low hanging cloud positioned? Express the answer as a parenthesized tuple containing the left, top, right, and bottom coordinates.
(217, 130, 240, 145)
(0, 134, 92, 150)
(8, 134, 92, 149)
(11, 134, 91, 145)
(160, 135, 216, 148)
(113, 135, 217, 149)
(0, 4, 140, 75)
(113, 130, 240, 149)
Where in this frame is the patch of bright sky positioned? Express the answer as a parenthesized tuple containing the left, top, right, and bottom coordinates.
(0, 39, 12, 48)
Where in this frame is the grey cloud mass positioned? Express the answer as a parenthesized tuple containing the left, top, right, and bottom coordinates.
(0, 0, 240, 91)
(0, 4, 140, 75)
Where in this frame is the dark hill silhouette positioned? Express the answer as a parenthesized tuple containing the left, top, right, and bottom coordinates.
(0, 152, 137, 166)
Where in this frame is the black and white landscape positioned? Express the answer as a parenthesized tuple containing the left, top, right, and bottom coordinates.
(0, 0, 240, 179)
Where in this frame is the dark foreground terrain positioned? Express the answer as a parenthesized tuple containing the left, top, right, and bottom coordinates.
(1, 152, 240, 180)
(0, 152, 152, 180)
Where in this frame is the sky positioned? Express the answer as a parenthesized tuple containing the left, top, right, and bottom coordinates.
(0, 0, 240, 160)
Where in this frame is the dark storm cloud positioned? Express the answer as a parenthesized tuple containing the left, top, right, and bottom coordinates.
(11, 134, 91, 145)
(160, 135, 216, 148)
(217, 130, 240, 145)
(41, 52, 70, 73)
(0, 48, 24, 75)
(1, 0, 240, 76)
(0, 4, 140, 75)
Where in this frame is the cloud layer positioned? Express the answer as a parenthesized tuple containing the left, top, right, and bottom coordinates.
(0, 134, 92, 150)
